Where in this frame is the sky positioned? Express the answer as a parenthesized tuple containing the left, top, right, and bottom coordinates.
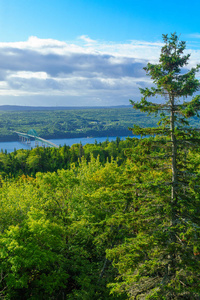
(0, 0, 200, 107)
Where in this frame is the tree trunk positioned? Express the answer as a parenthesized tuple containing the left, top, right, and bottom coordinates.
(169, 95, 178, 277)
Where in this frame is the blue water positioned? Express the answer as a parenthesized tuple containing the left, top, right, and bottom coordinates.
(0, 135, 137, 153)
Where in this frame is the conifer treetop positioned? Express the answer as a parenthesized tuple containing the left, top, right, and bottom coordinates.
(130, 33, 200, 121)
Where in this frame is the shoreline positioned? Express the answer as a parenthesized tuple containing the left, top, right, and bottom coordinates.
(0, 130, 133, 143)
(0, 135, 137, 154)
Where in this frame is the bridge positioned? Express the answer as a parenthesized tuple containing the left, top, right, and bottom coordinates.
(14, 129, 59, 148)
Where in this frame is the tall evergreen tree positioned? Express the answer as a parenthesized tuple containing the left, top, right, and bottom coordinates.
(107, 33, 200, 299)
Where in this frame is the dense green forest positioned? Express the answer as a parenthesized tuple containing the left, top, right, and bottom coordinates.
(0, 107, 167, 141)
(0, 143, 140, 299)
(0, 137, 134, 177)
(0, 135, 200, 299)
(0, 33, 200, 299)
(0, 106, 200, 142)
(1, 106, 200, 143)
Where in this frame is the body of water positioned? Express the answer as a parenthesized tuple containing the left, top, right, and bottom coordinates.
(0, 135, 137, 153)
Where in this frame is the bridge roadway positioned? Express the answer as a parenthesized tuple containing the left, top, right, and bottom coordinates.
(14, 131, 59, 148)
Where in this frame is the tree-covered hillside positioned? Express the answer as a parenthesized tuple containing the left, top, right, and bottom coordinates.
(0, 107, 160, 141)
(0, 134, 200, 299)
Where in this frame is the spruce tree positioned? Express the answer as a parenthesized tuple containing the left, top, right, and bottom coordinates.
(107, 33, 200, 299)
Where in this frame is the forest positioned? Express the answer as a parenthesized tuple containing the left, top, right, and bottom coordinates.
(0, 33, 200, 299)
(0, 105, 199, 143)
(0, 106, 199, 143)
(0, 106, 159, 142)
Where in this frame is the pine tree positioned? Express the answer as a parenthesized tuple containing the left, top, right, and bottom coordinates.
(107, 33, 200, 299)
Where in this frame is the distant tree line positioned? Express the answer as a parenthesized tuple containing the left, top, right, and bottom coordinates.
(0, 107, 158, 141)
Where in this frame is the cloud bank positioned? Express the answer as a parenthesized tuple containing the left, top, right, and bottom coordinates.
(0, 36, 199, 106)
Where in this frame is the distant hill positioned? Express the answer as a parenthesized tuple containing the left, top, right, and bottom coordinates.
(0, 105, 132, 111)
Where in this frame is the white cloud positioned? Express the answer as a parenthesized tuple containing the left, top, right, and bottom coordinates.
(0, 36, 198, 106)
(78, 35, 97, 44)
(9, 71, 48, 80)
(187, 33, 200, 39)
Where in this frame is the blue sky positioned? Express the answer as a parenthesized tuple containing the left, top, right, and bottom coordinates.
(0, 0, 199, 106)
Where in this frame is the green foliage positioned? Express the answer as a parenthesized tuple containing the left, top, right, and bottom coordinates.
(0, 107, 157, 142)
(0, 105, 200, 142)
(0, 136, 200, 298)
(0, 157, 132, 299)
(108, 33, 200, 299)
(0, 209, 68, 299)
(0, 137, 135, 177)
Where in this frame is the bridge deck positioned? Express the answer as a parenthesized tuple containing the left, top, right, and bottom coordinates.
(14, 131, 59, 148)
